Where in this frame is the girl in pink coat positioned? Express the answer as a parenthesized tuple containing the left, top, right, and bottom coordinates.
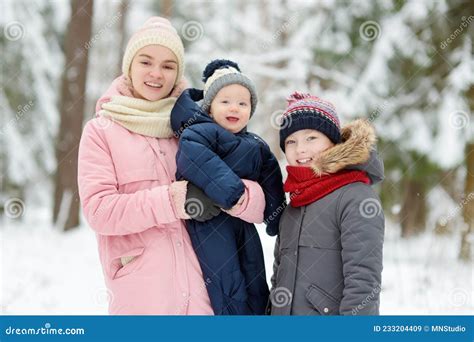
(77, 17, 265, 315)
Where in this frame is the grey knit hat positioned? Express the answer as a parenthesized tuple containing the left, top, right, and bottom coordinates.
(201, 59, 258, 117)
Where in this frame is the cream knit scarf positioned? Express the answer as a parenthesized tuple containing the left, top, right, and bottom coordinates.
(99, 95, 176, 138)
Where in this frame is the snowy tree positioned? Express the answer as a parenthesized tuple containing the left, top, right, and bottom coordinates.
(0, 0, 67, 217)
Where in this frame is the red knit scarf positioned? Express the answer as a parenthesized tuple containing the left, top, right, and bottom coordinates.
(284, 166, 371, 207)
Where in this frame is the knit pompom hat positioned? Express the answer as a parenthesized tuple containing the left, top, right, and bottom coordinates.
(121, 17, 185, 85)
(279, 92, 341, 151)
(201, 59, 258, 117)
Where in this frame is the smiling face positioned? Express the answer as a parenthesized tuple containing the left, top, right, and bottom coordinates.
(209, 84, 251, 134)
(284, 129, 335, 166)
(129, 45, 178, 101)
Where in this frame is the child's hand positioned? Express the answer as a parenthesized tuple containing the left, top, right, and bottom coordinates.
(185, 182, 221, 222)
(223, 194, 245, 213)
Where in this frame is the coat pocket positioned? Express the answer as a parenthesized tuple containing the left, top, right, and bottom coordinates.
(305, 284, 340, 315)
(109, 247, 145, 280)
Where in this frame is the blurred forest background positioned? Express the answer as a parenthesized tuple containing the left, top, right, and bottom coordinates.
(0, 0, 473, 314)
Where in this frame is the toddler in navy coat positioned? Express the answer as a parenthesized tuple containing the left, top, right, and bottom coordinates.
(171, 60, 286, 315)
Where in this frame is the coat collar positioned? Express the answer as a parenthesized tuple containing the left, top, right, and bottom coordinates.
(311, 119, 377, 176)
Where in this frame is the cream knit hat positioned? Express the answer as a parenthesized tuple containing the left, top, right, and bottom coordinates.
(121, 17, 185, 85)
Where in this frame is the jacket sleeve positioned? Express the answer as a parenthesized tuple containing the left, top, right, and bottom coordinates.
(270, 234, 281, 290)
(265, 234, 281, 314)
(176, 124, 245, 209)
(258, 141, 286, 236)
(338, 184, 385, 315)
(78, 120, 181, 236)
(223, 179, 265, 223)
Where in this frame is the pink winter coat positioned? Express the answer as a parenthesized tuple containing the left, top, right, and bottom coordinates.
(78, 77, 266, 315)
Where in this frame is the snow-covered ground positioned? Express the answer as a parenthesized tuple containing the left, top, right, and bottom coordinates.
(1, 208, 472, 315)
(1, 208, 107, 315)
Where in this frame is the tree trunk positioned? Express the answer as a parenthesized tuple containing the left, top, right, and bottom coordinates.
(439, 168, 462, 203)
(116, 0, 130, 75)
(459, 83, 474, 261)
(459, 144, 474, 261)
(161, 0, 174, 18)
(400, 179, 427, 237)
(53, 0, 94, 231)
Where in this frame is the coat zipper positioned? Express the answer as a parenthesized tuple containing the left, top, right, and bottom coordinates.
(289, 205, 307, 314)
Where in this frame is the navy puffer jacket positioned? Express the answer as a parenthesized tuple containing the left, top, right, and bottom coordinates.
(171, 88, 286, 315)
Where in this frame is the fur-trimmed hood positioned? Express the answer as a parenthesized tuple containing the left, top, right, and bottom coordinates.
(312, 119, 384, 184)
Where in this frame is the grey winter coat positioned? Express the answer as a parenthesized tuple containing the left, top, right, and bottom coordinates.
(270, 119, 385, 316)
